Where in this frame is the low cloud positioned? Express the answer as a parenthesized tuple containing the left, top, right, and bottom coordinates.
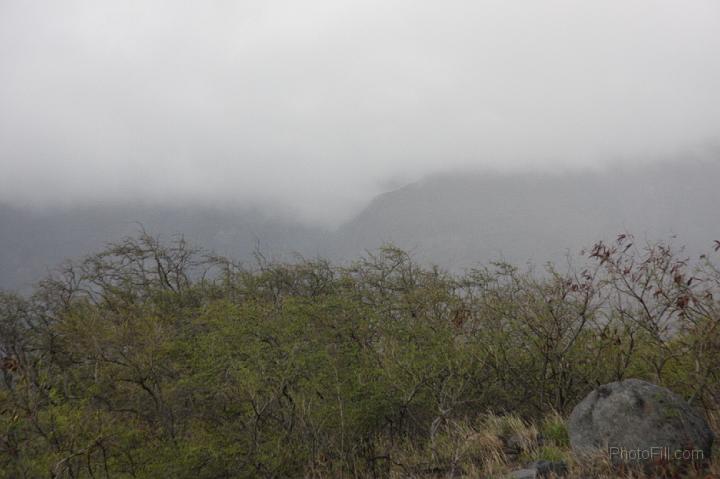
(1, 0, 719, 223)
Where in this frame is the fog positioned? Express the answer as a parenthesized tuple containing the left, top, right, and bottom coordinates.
(2, 0, 720, 224)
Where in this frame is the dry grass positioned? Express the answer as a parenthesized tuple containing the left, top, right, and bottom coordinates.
(316, 412, 720, 479)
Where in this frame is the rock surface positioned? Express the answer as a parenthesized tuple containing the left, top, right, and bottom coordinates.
(508, 468, 538, 479)
(568, 379, 713, 465)
(507, 461, 567, 478)
(527, 460, 567, 477)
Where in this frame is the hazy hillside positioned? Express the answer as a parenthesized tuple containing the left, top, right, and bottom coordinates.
(0, 203, 330, 291)
(2, 159, 719, 291)
(333, 159, 720, 269)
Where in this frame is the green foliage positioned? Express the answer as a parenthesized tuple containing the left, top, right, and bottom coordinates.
(533, 445, 566, 463)
(0, 233, 719, 477)
(541, 414, 570, 448)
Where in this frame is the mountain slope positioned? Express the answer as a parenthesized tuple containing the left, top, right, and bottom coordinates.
(332, 160, 720, 269)
(0, 203, 329, 291)
(2, 159, 719, 291)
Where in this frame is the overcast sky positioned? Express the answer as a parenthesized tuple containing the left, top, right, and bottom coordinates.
(1, 0, 719, 223)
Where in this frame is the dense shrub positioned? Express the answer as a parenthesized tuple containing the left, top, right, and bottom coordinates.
(1, 233, 719, 477)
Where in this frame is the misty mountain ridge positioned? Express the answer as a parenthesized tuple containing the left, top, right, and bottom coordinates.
(333, 159, 720, 269)
(0, 202, 330, 291)
(1, 158, 719, 291)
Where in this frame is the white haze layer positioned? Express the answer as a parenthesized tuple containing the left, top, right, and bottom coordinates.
(1, 0, 719, 224)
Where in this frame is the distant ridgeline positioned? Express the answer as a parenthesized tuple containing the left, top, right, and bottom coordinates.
(2, 158, 720, 291)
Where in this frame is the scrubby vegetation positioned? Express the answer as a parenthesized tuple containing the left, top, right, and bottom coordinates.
(1, 232, 719, 478)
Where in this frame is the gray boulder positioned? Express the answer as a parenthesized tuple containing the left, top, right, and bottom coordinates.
(507, 461, 567, 478)
(568, 379, 713, 465)
(508, 469, 538, 479)
(527, 460, 567, 477)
